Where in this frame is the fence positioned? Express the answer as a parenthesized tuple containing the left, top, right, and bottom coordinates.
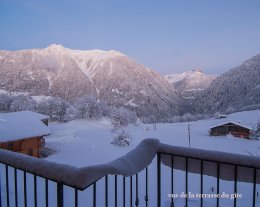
(0, 138, 260, 207)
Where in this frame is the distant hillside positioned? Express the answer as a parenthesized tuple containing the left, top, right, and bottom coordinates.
(165, 69, 217, 99)
(191, 54, 260, 114)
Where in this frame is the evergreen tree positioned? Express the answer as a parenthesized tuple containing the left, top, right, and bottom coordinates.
(36, 97, 70, 121)
(10, 94, 36, 112)
(73, 96, 101, 119)
(0, 93, 12, 111)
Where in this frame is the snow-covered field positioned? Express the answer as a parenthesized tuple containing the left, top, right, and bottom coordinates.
(1, 110, 260, 207)
(45, 110, 260, 167)
(44, 110, 260, 206)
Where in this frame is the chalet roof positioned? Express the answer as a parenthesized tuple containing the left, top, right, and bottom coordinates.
(3, 111, 49, 120)
(0, 111, 50, 142)
(210, 121, 253, 130)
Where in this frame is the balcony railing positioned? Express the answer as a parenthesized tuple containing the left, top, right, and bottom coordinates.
(0, 138, 260, 207)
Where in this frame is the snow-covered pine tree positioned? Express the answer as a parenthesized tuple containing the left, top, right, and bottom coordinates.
(0, 93, 12, 111)
(111, 128, 131, 146)
(73, 95, 101, 119)
(110, 107, 137, 146)
(36, 97, 69, 121)
(10, 94, 36, 112)
(110, 107, 137, 130)
(64, 106, 78, 121)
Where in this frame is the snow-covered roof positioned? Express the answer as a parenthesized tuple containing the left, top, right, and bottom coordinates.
(1, 111, 49, 120)
(0, 111, 50, 142)
(210, 121, 252, 130)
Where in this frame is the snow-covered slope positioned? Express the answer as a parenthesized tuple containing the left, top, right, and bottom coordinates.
(192, 54, 260, 114)
(0, 44, 181, 118)
(165, 69, 217, 99)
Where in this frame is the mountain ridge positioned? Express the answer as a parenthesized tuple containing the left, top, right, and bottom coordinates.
(191, 53, 260, 114)
(0, 44, 181, 118)
(165, 69, 217, 99)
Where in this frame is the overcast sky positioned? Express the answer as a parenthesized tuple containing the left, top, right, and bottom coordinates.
(1, 0, 260, 75)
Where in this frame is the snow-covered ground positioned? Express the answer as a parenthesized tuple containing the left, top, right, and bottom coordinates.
(44, 110, 260, 206)
(1, 110, 260, 207)
(45, 110, 260, 167)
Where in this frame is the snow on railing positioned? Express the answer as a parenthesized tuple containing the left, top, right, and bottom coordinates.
(158, 144, 260, 207)
(1, 138, 260, 207)
(159, 143, 260, 183)
(0, 139, 159, 190)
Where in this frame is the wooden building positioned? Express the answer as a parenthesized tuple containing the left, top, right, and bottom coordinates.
(210, 122, 252, 139)
(0, 137, 45, 157)
(0, 111, 50, 157)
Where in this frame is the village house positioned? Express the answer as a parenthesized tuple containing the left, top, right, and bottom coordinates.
(0, 111, 50, 157)
(210, 121, 252, 139)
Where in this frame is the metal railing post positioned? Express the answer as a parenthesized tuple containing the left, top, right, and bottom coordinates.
(0, 167, 1, 207)
(135, 174, 139, 207)
(115, 175, 117, 207)
(157, 153, 161, 207)
(170, 155, 174, 207)
(14, 168, 18, 207)
(5, 165, 9, 207)
(93, 182, 96, 207)
(145, 168, 149, 207)
(253, 168, 256, 207)
(105, 175, 108, 207)
(34, 175, 37, 207)
(45, 179, 49, 207)
(24, 171, 27, 207)
(123, 177, 126, 207)
(57, 182, 63, 207)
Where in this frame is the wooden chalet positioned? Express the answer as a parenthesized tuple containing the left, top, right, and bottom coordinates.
(0, 111, 50, 157)
(210, 121, 252, 139)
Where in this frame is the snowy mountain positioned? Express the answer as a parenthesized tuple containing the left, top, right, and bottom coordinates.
(165, 69, 217, 99)
(0, 44, 181, 118)
(191, 54, 260, 114)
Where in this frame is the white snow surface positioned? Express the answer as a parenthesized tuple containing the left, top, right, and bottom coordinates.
(41, 44, 125, 81)
(0, 89, 8, 94)
(164, 69, 217, 99)
(43, 110, 260, 206)
(4, 111, 49, 120)
(7, 44, 125, 84)
(165, 71, 191, 83)
(1, 110, 260, 207)
(45, 110, 260, 167)
(165, 69, 216, 84)
(210, 121, 253, 130)
(0, 111, 50, 142)
(31, 95, 52, 103)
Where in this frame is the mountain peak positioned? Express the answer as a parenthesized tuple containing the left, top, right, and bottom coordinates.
(165, 69, 215, 84)
(164, 70, 217, 99)
(45, 44, 66, 52)
(47, 44, 64, 49)
(44, 45, 124, 59)
(192, 69, 204, 73)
